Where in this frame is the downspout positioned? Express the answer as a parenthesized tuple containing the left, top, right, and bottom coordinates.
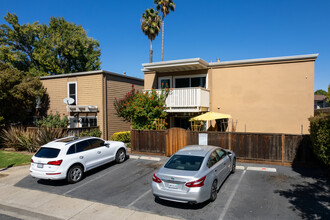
(102, 72, 108, 140)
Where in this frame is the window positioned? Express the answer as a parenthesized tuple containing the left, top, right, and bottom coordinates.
(160, 79, 171, 89)
(35, 148, 60, 158)
(215, 149, 227, 160)
(207, 151, 220, 168)
(174, 76, 206, 88)
(67, 145, 76, 155)
(68, 82, 77, 105)
(88, 139, 104, 149)
(76, 140, 92, 152)
(80, 117, 97, 127)
(164, 155, 204, 171)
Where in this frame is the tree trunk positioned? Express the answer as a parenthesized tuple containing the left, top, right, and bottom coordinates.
(161, 18, 165, 61)
(149, 39, 153, 63)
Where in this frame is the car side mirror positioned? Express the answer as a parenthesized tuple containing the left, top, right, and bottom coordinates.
(227, 151, 232, 155)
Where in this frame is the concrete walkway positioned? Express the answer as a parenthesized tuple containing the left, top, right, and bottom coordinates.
(0, 165, 177, 220)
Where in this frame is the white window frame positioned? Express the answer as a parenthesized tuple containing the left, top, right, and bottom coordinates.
(67, 82, 77, 105)
(173, 74, 208, 89)
(158, 76, 172, 89)
(68, 115, 98, 128)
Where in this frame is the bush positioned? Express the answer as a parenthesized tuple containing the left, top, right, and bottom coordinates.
(309, 114, 330, 166)
(110, 131, 130, 143)
(80, 128, 102, 137)
(1, 126, 65, 152)
(36, 113, 68, 128)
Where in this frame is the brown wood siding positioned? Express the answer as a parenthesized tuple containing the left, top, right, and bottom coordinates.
(106, 75, 144, 138)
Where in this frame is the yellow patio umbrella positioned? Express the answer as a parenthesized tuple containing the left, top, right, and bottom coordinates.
(190, 112, 232, 121)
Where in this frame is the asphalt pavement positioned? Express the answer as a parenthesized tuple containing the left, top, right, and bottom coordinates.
(0, 155, 329, 220)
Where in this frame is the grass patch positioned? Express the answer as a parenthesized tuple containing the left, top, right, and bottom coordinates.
(0, 150, 32, 168)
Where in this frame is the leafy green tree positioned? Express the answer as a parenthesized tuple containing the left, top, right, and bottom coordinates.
(0, 13, 101, 76)
(114, 85, 168, 129)
(0, 63, 47, 124)
(141, 8, 161, 63)
(154, 0, 175, 61)
(314, 89, 327, 96)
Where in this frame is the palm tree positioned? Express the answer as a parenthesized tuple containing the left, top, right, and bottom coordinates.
(141, 8, 161, 63)
(154, 0, 175, 61)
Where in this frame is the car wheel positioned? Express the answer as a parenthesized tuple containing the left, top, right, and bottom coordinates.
(67, 165, 83, 184)
(231, 158, 236, 174)
(115, 149, 126, 163)
(210, 180, 218, 202)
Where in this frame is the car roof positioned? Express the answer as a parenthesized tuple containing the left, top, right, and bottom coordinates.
(41, 136, 100, 149)
(174, 145, 220, 157)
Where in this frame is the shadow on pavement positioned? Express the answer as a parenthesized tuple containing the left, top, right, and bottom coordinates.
(275, 166, 330, 219)
(154, 196, 210, 210)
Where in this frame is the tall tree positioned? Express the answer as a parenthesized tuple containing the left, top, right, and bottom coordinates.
(0, 63, 47, 124)
(0, 13, 101, 76)
(154, 0, 175, 61)
(141, 8, 161, 63)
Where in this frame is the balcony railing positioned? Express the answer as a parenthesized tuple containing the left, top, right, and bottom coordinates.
(145, 88, 209, 112)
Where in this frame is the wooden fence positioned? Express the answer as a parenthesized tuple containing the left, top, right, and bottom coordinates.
(131, 128, 314, 165)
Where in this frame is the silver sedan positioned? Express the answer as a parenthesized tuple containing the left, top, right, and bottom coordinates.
(152, 145, 236, 204)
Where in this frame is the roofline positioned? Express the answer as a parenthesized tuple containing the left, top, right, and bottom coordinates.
(209, 53, 319, 67)
(142, 58, 209, 72)
(40, 70, 144, 82)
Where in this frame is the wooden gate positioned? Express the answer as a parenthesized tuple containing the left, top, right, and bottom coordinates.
(166, 128, 188, 156)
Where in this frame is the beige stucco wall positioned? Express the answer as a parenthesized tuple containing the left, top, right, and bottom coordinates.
(41, 74, 105, 137)
(106, 75, 144, 138)
(209, 60, 315, 134)
(144, 71, 157, 90)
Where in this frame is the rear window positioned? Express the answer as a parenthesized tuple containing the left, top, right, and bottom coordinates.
(164, 155, 204, 171)
(35, 147, 60, 158)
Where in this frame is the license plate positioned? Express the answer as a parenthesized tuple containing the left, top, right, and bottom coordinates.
(168, 183, 179, 189)
(37, 163, 43, 168)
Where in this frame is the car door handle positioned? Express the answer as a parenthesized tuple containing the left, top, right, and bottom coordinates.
(79, 156, 84, 159)
(97, 151, 101, 154)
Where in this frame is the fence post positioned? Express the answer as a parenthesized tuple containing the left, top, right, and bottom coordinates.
(281, 134, 285, 165)
(228, 132, 232, 150)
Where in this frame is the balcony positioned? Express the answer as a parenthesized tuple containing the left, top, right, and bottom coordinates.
(145, 88, 210, 112)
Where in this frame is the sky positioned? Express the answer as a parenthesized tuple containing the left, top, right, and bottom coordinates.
(1, 0, 329, 91)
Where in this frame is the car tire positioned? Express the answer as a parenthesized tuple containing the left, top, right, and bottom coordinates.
(231, 158, 236, 174)
(210, 180, 218, 202)
(115, 149, 126, 163)
(67, 165, 83, 184)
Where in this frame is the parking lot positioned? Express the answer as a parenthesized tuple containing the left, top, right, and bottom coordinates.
(15, 155, 329, 220)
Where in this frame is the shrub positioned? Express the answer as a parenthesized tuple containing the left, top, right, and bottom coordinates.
(114, 86, 168, 130)
(2, 126, 38, 152)
(36, 113, 69, 128)
(309, 114, 330, 166)
(80, 128, 102, 137)
(1, 126, 65, 152)
(110, 131, 130, 143)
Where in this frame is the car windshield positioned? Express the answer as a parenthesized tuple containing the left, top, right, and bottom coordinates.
(35, 147, 60, 158)
(164, 155, 204, 171)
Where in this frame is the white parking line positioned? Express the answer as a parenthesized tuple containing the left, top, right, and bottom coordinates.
(236, 166, 245, 170)
(247, 167, 277, 172)
(139, 156, 161, 161)
(129, 155, 140, 159)
(127, 189, 152, 208)
(62, 159, 136, 195)
(218, 170, 246, 220)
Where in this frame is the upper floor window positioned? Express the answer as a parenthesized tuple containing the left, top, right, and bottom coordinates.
(174, 76, 206, 88)
(68, 82, 77, 105)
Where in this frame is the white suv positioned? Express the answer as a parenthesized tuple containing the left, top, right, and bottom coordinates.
(30, 136, 127, 183)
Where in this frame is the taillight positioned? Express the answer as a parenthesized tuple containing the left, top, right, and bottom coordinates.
(31, 159, 34, 163)
(185, 176, 206, 187)
(152, 173, 162, 183)
(47, 160, 63, 166)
